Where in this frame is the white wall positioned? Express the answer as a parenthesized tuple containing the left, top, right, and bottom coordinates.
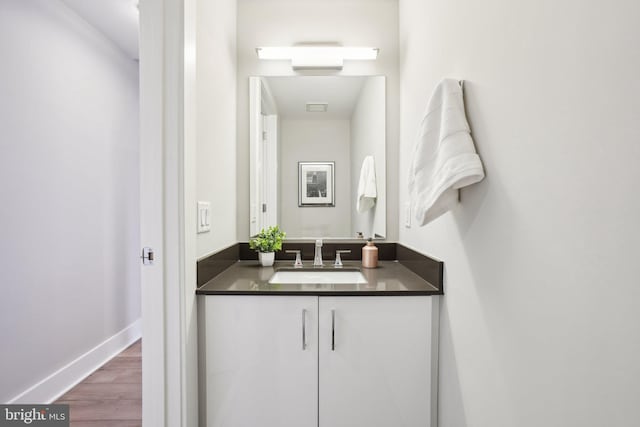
(191, 0, 237, 423)
(196, 0, 237, 258)
(399, 0, 640, 426)
(350, 77, 386, 238)
(0, 0, 140, 402)
(280, 119, 351, 237)
(237, 0, 399, 241)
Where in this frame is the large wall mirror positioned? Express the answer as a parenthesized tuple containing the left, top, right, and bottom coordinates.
(249, 76, 386, 239)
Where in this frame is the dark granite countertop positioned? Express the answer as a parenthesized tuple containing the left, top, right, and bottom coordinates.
(196, 260, 441, 296)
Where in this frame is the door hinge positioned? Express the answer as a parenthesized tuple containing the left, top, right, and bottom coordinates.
(141, 247, 154, 265)
(262, 131, 267, 141)
(262, 203, 267, 213)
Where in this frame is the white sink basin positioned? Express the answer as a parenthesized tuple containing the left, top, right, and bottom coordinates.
(268, 269, 367, 285)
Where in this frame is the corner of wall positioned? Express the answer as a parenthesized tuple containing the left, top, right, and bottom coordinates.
(196, 0, 238, 257)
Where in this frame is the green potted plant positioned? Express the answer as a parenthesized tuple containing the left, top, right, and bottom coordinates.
(249, 225, 286, 267)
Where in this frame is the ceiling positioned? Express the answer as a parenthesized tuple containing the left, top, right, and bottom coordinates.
(264, 76, 366, 120)
(61, 0, 139, 60)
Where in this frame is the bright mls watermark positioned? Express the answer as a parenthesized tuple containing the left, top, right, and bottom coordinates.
(0, 405, 68, 426)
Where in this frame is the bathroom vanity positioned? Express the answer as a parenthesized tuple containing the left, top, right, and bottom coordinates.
(197, 250, 442, 427)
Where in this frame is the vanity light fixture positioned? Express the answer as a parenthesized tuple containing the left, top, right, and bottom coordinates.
(256, 46, 379, 70)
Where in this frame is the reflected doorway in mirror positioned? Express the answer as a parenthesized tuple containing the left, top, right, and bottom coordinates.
(299, 161, 335, 207)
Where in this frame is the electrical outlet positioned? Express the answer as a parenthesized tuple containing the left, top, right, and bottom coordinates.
(404, 202, 412, 228)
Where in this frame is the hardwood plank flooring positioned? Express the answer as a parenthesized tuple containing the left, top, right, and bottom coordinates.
(56, 340, 142, 426)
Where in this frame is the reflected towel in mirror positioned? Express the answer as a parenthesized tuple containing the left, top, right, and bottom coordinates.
(357, 155, 377, 212)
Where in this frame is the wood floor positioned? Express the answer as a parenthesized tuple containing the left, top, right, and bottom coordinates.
(56, 340, 142, 427)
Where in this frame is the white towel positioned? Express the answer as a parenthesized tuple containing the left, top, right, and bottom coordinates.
(408, 78, 485, 226)
(357, 155, 377, 213)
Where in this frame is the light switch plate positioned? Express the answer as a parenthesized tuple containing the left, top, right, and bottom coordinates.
(197, 201, 211, 233)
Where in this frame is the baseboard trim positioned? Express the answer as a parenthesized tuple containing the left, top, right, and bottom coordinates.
(8, 319, 142, 404)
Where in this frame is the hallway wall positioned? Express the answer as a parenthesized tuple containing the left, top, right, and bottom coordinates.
(0, 0, 140, 402)
(279, 119, 352, 237)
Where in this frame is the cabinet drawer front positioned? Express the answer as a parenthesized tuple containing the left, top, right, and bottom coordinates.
(319, 296, 438, 427)
(204, 295, 318, 427)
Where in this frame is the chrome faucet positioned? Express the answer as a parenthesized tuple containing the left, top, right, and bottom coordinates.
(313, 239, 323, 267)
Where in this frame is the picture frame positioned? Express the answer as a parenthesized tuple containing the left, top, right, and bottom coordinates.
(298, 161, 335, 207)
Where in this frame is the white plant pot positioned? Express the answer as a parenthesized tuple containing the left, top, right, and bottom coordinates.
(259, 252, 275, 267)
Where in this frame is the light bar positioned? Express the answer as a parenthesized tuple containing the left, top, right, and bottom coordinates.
(256, 46, 379, 70)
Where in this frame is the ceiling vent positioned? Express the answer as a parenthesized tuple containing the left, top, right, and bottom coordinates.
(306, 103, 328, 113)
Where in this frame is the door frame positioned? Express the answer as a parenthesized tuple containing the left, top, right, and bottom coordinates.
(139, 0, 197, 425)
(139, 0, 166, 424)
(249, 77, 279, 235)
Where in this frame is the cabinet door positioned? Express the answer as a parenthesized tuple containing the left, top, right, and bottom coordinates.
(319, 296, 438, 427)
(204, 295, 318, 427)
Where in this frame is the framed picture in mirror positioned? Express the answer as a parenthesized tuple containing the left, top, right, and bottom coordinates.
(298, 161, 335, 207)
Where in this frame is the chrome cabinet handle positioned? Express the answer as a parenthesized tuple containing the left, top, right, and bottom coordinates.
(302, 309, 307, 350)
(331, 309, 336, 351)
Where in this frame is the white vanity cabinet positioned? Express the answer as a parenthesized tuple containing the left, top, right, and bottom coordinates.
(202, 295, 438, 427)
(318, 296, 438, 427)
(202, 296, 318, 427)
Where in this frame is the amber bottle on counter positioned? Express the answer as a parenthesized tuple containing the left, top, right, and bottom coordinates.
(362, 239, 378, 268)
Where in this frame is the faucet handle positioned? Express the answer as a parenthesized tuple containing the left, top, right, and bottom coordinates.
(334, 250, 351, 267)
(286, 250, 303, 268)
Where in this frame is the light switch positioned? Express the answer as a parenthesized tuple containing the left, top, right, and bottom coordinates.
(198, 201, 211, 233)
